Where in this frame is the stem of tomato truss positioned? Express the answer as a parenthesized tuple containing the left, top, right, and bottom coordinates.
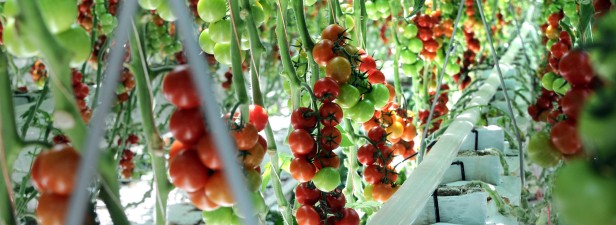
(66, 1, 138, 225)
(418, 1, 465, 163)
(475, 0, 526, 187)
(0, 50, 19, 225)
(129, 22, 173, 225)
(169, 0, 257, 224)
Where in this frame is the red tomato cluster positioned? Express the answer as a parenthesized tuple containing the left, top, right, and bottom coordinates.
(528, 88, 561, 122)
(412, 13, 441, 60)
(31, 144, 81, 225)
(295, 185, 359, 225)
(77, 0, 94, 30)
(289, 77, 343, 183)
(30, 60, 48, 86)
(418, 84, 450, 134)
(222, 70, 233, 90)
(163, 65, 268, 211)
(117, 134, 140, 179)
(116, 68, 136, 103)
(72, 69, 92, 123)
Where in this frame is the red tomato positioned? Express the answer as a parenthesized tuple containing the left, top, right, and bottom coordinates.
(386, 84, 395, 102)
(357, 144, 377, 165)
(232, 123, 259, 150)
(313, 40, 336, 66)
(326, 192, 346, 212)
(550, 41, 569, 59)
(320, 126, 342, 150)
(418, 28, 433, 41)
(372, 183, 398, 203)
(169, 108, 206, 145)
(249, 104, 268, 132)
(291, 107, 318, 130)
(36, 192, 69, 225)
(359, 54, 377, 72)
(334, 208, 360, 225)
(296, 205, 322, 225)
(423, 39, 439, 53)
(313, 77, 340, 102)
(559, 50, 594, 87)
(319, 102, 343, 127)
(162, 65, 199, 109)
(561, 88, 591, 120)
(31, 145, 80, 195)
(367, 69, 386, 84)
(313, 151, 341, 170)
(187, 188, 220, 211)
(295, 182, 321, 205)
(169, 150, 210, 192)
(290, 158, 317, 182)
(321, 24, 347, 43)
(289, 129, 315, 155)
(367, 126, 387, 144)
(551, 120, 582, 155)
(197, 133, 224, 170)
(204, 171, 235, 206)
(169, 140, 188, 160)
(363, 165, 384, 184)
(401, 122, 417, 142)
(239, 141, 266, 169)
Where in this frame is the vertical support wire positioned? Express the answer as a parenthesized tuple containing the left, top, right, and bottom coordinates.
(66, 1, 139, 225)
(507, 1, 534, 97)
(475, 0, 526, 187)
(168, 0, 257, 224)
(419, 1, 465, 162)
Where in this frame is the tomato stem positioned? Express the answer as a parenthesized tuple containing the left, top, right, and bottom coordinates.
(228, 0, 250, 123)
(0, 49, 19, 225)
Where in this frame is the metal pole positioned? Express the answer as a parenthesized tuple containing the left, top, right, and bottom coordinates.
(168, 0, 257, 224)
(66, 1, 139, 224)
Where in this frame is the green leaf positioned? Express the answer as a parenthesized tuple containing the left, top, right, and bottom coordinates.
(279, 153, 293, 174)
(261, 162, 272, 192)
(409, 0, 425, 17)
(578, 2, 594, 44)
(336, 124, 354, 147)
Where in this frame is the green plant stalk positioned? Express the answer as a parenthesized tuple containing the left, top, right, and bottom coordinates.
(17, 0, 87, 151)
(353, 0, 367, 49)
(21, 80, 49, 136)
(130, 22, 172, 225)
(99, 178, 130, 225)
(274, 0, 302, 108)
(229, 0, 250, 122)
(292, 0, 320, 86)
(0, 50, 18, 225)
(343, 120, 360, 204)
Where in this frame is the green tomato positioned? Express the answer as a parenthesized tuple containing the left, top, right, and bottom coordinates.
(366, 84, 390, 109)
(375, 0, 389, 13)
(400, 49, 417, 64)
(541, 72, 557, 91)
(233, 192, 267, 218)
(312, 167, 340, 192)
(209, 20, 232, 44)
(554, 160, 616, 225)
(55, 26, 92, 67)
(434, 50, 445, 66)
(198, 0, 227, 23)
(3, 19, 39, 58)
(363, 185, 374, 201)
(365, 1, 379, 20)
(336, 84, 360, 108)
(157, 1, 176, 21)
(304, 0, 318, 6)
(578, 89, 616, 157)
(403, 23, 418, 38)
(350, 99, 375, 122)
(442, 3, 454, 14)
(527, 131, 562, 168)
(245, 169, 262, 192)
(202, 207, 240, 225)
(445, 62, 460, 76)
(138, 0, 163, 10)
(563, 3, 577, 17)
(39, 0, 77, 33)
(3, 0, 18, 17)
(199, 29, 216, 54)
(552, 78, 571, 95)
(409, 38, 423, 53)
(214, 43, 232, 65)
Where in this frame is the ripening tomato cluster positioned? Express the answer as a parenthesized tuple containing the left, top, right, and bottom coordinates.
(31, 144, 81, 225)
(418, 84, 451, 134)
(29, 60, 48, 86)
(222, 69, 233, 90)
(77, 0, 94, 31)
(162, 65, 269, 214)
(412, 13, 442, 61)
(295, 186, 360, 225)
(71, 69, 92, 123)
(289, 77, 343, 189)
(117, 134, 140, 179)
(116, 68, 136, 103)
